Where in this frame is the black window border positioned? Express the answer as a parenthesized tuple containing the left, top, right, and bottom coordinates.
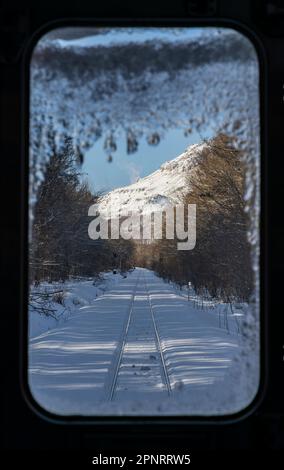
(20, 17, 268, 425)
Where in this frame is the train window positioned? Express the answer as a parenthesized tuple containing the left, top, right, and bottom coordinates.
(28, 27, 260, 417)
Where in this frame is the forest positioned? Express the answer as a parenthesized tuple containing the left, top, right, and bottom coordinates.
(134, 134, 253, 302)
(30, 133, 252, 307)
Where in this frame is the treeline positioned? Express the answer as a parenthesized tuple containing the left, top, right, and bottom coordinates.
(136, 134, 253, 302)
(30, 136, 134, 285)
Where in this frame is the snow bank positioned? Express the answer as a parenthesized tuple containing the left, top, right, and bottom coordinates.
(29, 272, 121, 338)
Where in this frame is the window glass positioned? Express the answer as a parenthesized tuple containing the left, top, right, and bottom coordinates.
(28, 27, 260, 416)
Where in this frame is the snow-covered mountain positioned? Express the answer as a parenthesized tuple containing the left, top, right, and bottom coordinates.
(97, 141, 205, 216)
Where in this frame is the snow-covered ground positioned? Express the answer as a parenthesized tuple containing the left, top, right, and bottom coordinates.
(29, 272, 121, 338)
(28, 268, 258, 416)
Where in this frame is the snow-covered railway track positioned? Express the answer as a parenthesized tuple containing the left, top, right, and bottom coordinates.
(108, 271, 141, 401)
(142, 272, 172, 396)
(108, 269, 171, 401)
